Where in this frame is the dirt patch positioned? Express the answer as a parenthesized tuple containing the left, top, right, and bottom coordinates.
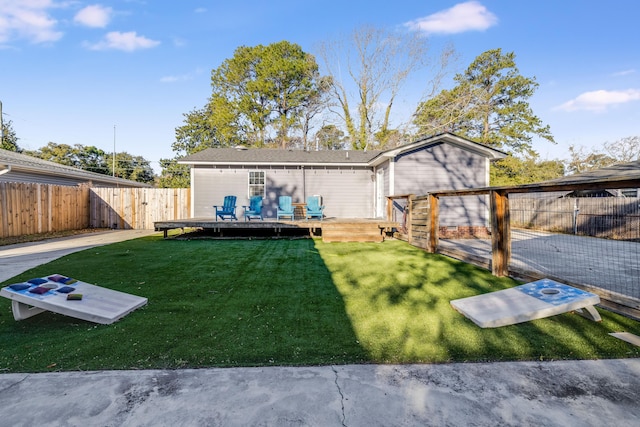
(0, 228, 111, 246)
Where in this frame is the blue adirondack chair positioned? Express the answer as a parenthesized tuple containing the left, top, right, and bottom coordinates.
(213, 195, 237, 221)
(243, 196, 263, 221)
(305, 195, 325, 220)
(277, 196, 294, 220)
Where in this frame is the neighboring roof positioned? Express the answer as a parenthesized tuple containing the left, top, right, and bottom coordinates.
(178, 132, 507, 167)
(0, 148, 151, 187)
(543, 160, 640, 184)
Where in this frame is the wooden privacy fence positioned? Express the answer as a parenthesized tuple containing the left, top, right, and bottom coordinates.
(0, 182, 90, 238)
(90, 187, 190, 230)
(0, 184, 190, 238)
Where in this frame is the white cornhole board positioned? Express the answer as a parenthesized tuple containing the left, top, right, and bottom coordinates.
(450, 279, 601, 328)
(0, 274, 147, 325)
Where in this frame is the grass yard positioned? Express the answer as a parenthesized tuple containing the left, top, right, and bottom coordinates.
(1, 236, 639, 373)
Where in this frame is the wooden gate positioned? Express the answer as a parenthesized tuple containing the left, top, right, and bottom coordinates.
(90, 188, 190, 230)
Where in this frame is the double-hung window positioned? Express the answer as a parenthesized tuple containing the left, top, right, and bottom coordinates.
(248, 171, 265, 198)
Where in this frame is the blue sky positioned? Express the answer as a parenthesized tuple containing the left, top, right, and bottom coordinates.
(1, 0, 638, 173)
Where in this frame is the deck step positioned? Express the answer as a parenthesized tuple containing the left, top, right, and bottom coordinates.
(322, 223, 384, 243)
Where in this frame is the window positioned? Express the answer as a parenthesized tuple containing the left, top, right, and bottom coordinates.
(248, 171, 265, 197)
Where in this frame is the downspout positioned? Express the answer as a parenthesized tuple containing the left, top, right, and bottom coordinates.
(301, 165, 306, 200)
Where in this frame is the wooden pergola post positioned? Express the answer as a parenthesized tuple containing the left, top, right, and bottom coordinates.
(490, 190, 511, 276)
(428, 194, 439, 253)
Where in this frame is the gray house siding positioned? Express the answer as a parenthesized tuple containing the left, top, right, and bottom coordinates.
(193, 168, 253, 218)
(180, 133, 506, 222)
(393, 143, 489, 226)
(192, 165, 374, 218)
(305, 167, 373, 218)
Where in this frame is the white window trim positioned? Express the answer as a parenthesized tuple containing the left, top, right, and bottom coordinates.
(248, 170, 266, 198)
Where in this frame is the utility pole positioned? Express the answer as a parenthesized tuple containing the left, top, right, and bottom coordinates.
(0, 100, 3, 143)
(113, 125, 116, 177)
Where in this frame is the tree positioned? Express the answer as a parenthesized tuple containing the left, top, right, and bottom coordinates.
(26, 143, 81, 167)
(414, 48, 554, 155)
(1, 119, 21, 152)
(566, 136, 639, 174)
(603, 136, 640, 162)
(209, 40, 325, 149)
(111, 152, 155, 184)
(314, 124, 346, 150)
(166, 41, 328, 185)
(26, 142, 154, 184)
(318, 25, 453, 150)
(174, 41, 326, 155)
(157, 158, 189, 188)
(490, 154, 564, 186)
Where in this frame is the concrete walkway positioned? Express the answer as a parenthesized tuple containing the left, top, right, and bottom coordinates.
(1, 360, 639, 426)
(0, 229, 157, 283)
(1, 231, 639, 426)
(439, 229, 640, 300)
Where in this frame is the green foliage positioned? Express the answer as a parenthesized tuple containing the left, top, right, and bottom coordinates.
(490, 154, 565, 186)
(1, 119, 21, 152)
(157, 158, 190, 188)
(414, 48, 554, 155)
(1, 238, 637, 373)
(25, 142, 155, 184)
(179, 40, 325, 151)
(314, 124, 346, 150)
(26, 142, 109, 173)
(112, 151, 155, 184)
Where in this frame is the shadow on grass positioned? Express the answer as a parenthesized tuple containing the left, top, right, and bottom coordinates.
(0, 236, 369, 373)
(314, 240, 640, 364)
(1, 237, 639, 373)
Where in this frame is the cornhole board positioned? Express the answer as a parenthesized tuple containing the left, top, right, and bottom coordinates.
(450, 279, 601, 328)
(0, 274, 147, 325)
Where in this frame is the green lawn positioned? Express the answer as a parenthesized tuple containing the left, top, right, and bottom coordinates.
(1, 236, 638, 373)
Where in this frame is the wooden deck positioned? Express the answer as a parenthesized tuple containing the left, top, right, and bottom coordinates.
(154, 218, 399, 243)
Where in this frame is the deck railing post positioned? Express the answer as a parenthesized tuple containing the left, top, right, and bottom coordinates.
(490, 190, 511, 276)
(407, 194, 414, 244)
(428, 194, 439, 253)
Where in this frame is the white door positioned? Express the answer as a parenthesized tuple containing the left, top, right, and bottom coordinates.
(376, 168, 385, 218)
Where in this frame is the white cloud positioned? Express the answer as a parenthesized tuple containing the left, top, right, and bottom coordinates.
(160, 68, 203, 83)
(0, 0, 63, 44)
(194, 7, 207, 14)
(612, 69, 636, 77)
(556, 89, 640, 112)
(85, 31, 160, 51)
(74, 4, 112, 28)
(405, 1, 497, 35)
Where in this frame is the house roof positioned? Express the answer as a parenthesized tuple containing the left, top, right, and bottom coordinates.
(178, 132, 506, 167)
(179, 146, 380, 166)
(0, 148, 152, 187)
(543, 160, 640, 184)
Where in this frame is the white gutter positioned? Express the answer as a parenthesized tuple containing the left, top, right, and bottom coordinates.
(0, 165, 11, 176)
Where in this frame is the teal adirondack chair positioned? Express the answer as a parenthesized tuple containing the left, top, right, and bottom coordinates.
(213, 195, 237, 221)
(305, 195, 324, 220)
(243, 196, 263, 221)
(277, 196, 294, 220)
